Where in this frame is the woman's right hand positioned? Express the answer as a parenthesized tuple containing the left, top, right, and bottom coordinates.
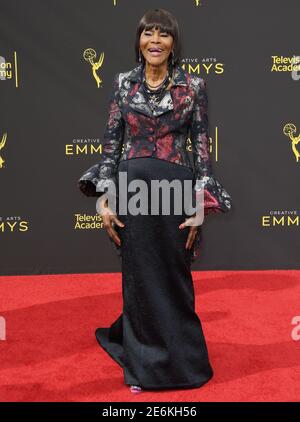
(99, 196, 125, 247)
(178, 213, 202, 250)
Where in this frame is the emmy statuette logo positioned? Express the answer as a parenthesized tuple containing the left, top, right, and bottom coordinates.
(283, 123, 300, 162)
(0, 132, 7, 168)
(83, 48, 105, 88)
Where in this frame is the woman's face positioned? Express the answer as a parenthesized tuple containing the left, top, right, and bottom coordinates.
(140, 26, 174, 67)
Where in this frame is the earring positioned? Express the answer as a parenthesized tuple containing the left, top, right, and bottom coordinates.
(171, 50, 175, 66)
(138, 49, 142, 63)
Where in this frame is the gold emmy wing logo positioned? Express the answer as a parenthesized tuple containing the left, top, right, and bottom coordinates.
(283, 123, 300, 162)
(83, 49, 104, 88)
(194, 0, 202, 5)
(0, 132, 7, 168)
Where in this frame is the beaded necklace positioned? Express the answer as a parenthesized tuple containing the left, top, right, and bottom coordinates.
(141, 65, 173, 113)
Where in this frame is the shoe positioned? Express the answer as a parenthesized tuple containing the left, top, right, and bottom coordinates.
(129, 385, 143, 394)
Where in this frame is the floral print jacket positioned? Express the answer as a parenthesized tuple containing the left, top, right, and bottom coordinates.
(78, 62, 232, 262)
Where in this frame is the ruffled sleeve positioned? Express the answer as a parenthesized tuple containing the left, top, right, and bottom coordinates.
(189, 77, 232, 217)
(78, 72, 125, 198)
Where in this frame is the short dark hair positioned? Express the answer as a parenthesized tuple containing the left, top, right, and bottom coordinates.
(134, 8, 182, 67)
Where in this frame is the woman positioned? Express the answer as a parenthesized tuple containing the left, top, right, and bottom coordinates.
(78, 8, 232, 393)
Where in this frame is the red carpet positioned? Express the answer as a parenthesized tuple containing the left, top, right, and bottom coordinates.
(0, 270, 299, 402)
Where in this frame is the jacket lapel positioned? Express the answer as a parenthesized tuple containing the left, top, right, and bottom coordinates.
(127, 63, 188, 118)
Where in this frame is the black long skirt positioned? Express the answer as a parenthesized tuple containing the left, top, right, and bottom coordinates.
(95, 157, 213, 390)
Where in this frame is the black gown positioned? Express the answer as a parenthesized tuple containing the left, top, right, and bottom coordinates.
(95, 156, 214, 390)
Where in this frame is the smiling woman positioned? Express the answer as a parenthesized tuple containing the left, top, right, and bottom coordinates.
(135, 8, 182, 86)
(140, 27, 173, 64)
(79, 7, 232, 394)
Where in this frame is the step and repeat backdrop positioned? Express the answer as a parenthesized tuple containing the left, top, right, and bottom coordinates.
(1, 0, 299, 275)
